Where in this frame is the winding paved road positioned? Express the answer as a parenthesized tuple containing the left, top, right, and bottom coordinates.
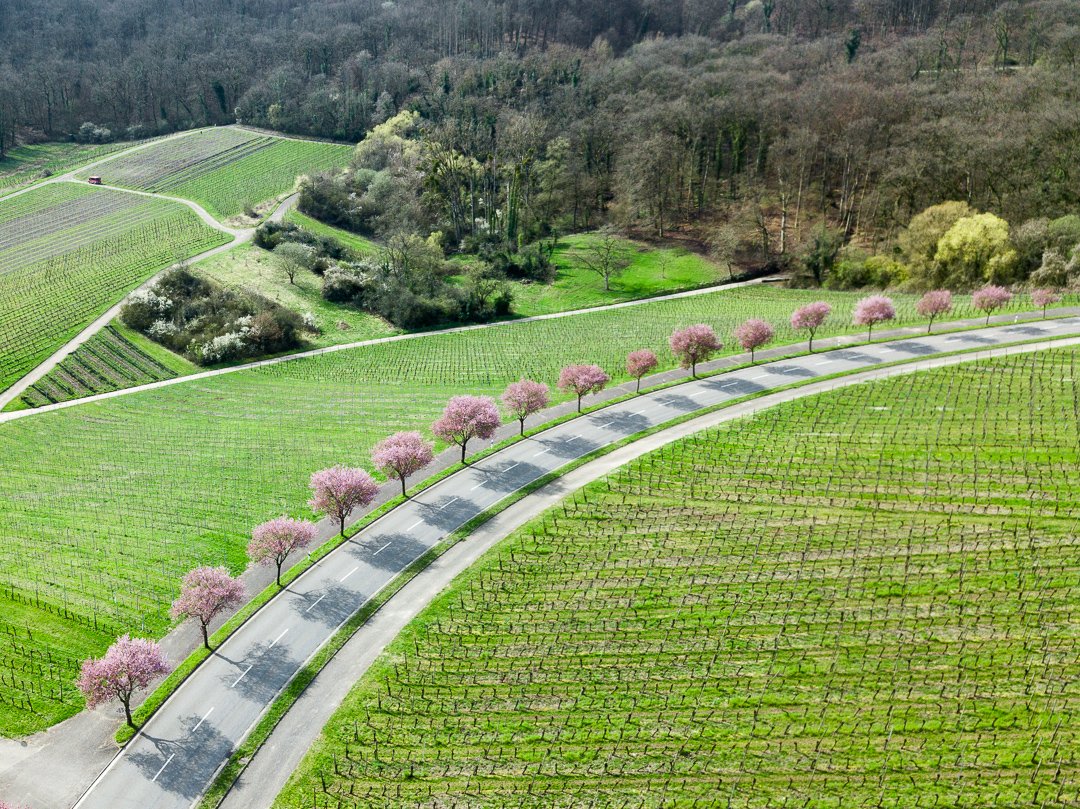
(70, 315, 1080, 809)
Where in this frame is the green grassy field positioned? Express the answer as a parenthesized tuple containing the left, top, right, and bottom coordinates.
(284, 209, 379, 255)
(0, 183, 230, 394)
(0, 141, 137, 196)
(276, 348, 1080, 808)
(196, 243, 395, 345)
(0, 285, 1050, 735)
(510, 232, 729, 316)
(76, 127, 353, 219)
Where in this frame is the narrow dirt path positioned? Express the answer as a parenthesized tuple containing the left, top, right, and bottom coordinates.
(0, 274, 781, 421)
(0, 126, 317, 409)
(0, 186, 309, 411)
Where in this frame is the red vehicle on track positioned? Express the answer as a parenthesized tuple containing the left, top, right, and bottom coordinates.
(88, 176, 102, 185)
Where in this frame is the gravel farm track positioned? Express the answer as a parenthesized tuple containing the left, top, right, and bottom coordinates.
(0, 128, 327, 411)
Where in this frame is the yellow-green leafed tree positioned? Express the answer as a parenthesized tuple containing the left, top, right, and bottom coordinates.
(898, 200, 974, 288)
(934, 212, 1018, 288)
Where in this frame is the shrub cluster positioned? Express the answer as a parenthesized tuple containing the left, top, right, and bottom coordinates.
(322, 236, 512, 329)
(820, 205, 1080, 293)
(120, 267, 306, 365)
(253, 221, 350, 266)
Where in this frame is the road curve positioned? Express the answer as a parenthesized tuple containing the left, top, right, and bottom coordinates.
(63, 180, 248, 238)
(221, 327, 1080, 809)
(68, 316, 1080, 809)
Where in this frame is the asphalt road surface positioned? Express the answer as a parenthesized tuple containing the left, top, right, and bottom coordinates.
(73, 316, 1080, 809)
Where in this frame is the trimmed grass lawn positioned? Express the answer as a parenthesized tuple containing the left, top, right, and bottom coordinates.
(509, 232, 730, 316)
(0, 284, 1057, 735)
(196, 243, 396, 346)
(276, 348, 1080, 807)
(284, 209, 379, 256)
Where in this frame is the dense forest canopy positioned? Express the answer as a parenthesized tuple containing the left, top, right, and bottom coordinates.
(3, 0, 1080, 285)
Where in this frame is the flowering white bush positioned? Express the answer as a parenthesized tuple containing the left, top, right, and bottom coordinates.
(147, 319, 178, 339)
(128, 288, 173, 314)
(302, 312, 319, 332)
(198, 332, 247, 364)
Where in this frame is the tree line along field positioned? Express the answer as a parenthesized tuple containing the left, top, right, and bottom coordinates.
(0, 285, 1049, 735)
(0, 183, 229, 394)
(276, 348, 1080, 809)
(75, 127, 353, 219)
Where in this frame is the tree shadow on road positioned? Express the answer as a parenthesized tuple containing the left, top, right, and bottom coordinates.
(702, 377, 766, 397)
(350, 531, 429, 572)
(889, 341, 936, 355)
(765, 363, 817, 379)
(946, 333, 995, 345)
(594, 410, 651, 435)
(286, 584, 362, 634)
(474, 459, 547, 494)
(126, 722, 233, 801)
(651, 392, 701, 413)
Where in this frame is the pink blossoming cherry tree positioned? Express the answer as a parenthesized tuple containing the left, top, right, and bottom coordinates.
(501, 380, 550, 435)
(248, 516, 318, 585)
(626, 349, 658, 393)
(916, 289, 952, 333)
(170, 566, 245, 649)
(433, 395, 502, 463)
(76, 635, 169, 729)
(1031, 288, 1060, 317)
(557, 364, 611, 412)
(790, 301, 831, 352)
(853, 295, 896, 340)
(734, 318, 775, 362)
(372, 432, 434, 497)
(669, 325, 722, 377)
(971, 285, 1012, 324)
(309, 466, 380, 536)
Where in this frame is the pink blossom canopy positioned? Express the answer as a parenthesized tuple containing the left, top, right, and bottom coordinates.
(309, 466, 379, 530)
(372, 432, 434, 482)
(1031, 288, 1061, 309)
(557, 364, 611, 397)
(76, 635, 169, 710)
(791, 301, 831, 331)
(733, 319, 775, 352)
(916, 289, 952, 318)
(501, 380, 550, 421)
(433, 395, 502, 452)
(170, 566, 245, 627)
(669, 325, 722, 370)
(972, 285, 1012, 312)
(248, 516, 317, 565)
(626, 349, 658, 379)
(853, 295, 896, 327)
